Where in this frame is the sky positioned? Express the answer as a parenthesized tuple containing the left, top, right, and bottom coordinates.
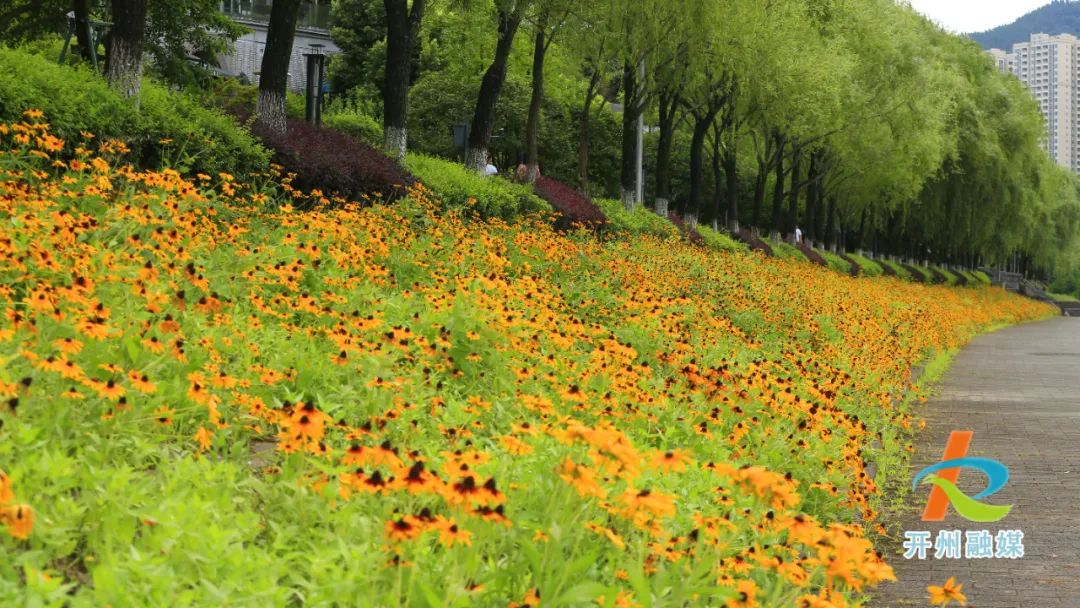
(906, 0, 1050, 33)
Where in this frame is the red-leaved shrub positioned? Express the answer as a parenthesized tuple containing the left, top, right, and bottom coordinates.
(667, 212, 704, 246)
(840, 253, 862, 277)
(797, 243, 828, 267)
(532, 176, 607, 231)
(736, 228, 774, 256)
(235, 111, 414, 204)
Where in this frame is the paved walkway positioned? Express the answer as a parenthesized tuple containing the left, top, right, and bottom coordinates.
(873, 316, 1080, 607)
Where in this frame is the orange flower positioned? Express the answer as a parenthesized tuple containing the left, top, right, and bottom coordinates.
(435, 519, 473, 547)
(2, 504, 34, 539)
(648, 448, 694, 473)
(0, 470, 12, 504)
(195, 426, 213, 451)
(928, 577, 966, 606)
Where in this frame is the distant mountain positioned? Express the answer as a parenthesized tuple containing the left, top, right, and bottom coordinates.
(970, 1, 1080, 50)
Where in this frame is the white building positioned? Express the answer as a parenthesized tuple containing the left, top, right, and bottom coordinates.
(216, 1, 340, 93)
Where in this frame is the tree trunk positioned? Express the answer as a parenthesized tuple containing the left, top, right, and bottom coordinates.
(752, 162, 766, 228)
(787, 148, 801, 236)
(710, 128, 723, 225)
(466, 5, 524, 172)
(724, 143, 738, 231)
(654, 91, 678, 216)
(688, 108, 719, 221)
(619, 62, 640, 207)
(577, 68, 601, 194)
(770, 134, 786, 235)
(825, 197, 836, 249)
(383, 0, 426, 160)
(524, 17, 548, 183)
(805, 153, 818, 242)
(106, 0, 148, 106)
(257, 0, 302, 135)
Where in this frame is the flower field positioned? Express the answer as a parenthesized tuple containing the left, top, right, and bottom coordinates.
(0, 115, 1057, 607)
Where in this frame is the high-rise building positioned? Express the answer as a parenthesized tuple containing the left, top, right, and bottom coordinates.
(987, 33, 1080, 172)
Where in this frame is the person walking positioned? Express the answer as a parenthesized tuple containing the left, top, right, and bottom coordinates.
(794, 225, 803, 245)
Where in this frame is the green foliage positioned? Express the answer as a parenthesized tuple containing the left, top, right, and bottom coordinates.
(905, 264, 934, 283)
(328, 0, 387, 96)
(0, 48, 268, 176)
(324, 109, 383, 147)
(696, 224, 749, 252)
(0, 1, 245, 88)
(878, 259, 912, 280)
(595, 198, 680, 239)
(405, 153, 550, 219)
(933, 267, 960, 286)
(846, 253, 883, 277)
(771, 241, 808, 262)
(818, 249, 853, 274)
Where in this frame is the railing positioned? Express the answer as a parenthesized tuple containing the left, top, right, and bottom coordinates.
(219, 0, 332, 32)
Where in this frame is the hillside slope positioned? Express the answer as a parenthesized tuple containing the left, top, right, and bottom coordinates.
(0, 113, 1057, 605)
(971, 1, 1080, 49)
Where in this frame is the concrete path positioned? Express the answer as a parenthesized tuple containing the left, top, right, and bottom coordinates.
(873, 317, 1080, 607)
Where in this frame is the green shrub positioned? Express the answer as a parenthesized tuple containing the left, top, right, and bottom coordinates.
(201, 78, 306, 120)
(971, 270, 991, 284)
(817, 249, 852, 274)
(0, 48, 268, 176)
(405, 153, 550, 219)
(905, 264, 933, 283)
(933, 267, 959, 285)
(846, 253, 883, 277)
(771, 241, 808, 262)
(696, 224, 749, 252)
(878, 259, 912, 280)
(595, 198, 680, 239)
(323, 110, 382, 147)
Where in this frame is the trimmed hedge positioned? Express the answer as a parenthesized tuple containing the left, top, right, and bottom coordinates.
(323, 110, 382, 148)
(846, 253, 883, 277)
(771, 241, 809, 262)
(0, 47, 268, 176)
(595, 199, 680, 239)
(878, 259, 912, 280)
(697, 224, 749, 252)
(816, 249, 853, 274)
(253, 118, 415, 204)
(405, 154, 549, 219)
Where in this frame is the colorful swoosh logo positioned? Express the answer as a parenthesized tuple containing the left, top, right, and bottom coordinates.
(914, 454, 1013, 522)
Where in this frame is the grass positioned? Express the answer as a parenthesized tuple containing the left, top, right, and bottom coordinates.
(1049, 292, 1080, 303)
(0, 114, 1060, 606)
